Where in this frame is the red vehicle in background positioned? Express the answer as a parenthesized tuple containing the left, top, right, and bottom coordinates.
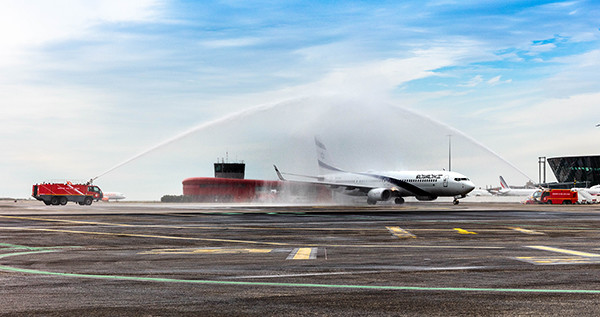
(32, 182, 103, 206)
(531, 189, 578, 205)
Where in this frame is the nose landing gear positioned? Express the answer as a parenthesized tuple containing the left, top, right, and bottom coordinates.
(453, 194, 466, 205)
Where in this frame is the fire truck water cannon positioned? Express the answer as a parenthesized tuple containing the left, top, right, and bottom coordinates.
(32, 181, 103, 206)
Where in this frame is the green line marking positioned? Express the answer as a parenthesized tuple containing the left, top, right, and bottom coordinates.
(1, 245, 600, 294)
(0, 243, 51, 251)
(1, 263, 600, 294)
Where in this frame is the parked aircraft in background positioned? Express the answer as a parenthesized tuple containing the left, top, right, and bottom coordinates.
(468, 188, 493, 196)
(491, 176, 538, 196)
(588, 185, 600, 195)
(575, 185, 600, 196)
(274, 138, 475, 205)
(101, 192, 126, 201)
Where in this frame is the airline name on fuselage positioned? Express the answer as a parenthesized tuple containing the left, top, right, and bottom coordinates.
(415, 174, 443, 180)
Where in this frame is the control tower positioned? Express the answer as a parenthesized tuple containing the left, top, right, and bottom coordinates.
(214, 157, 245, 179)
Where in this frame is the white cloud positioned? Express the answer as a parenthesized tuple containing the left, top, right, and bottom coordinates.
(487, 75, 501, 85)
(200, 37, 262, 49)
(524, 43, 556, 56)
(460, 75, 483, 87)
(300, 45, 473, 96)
(0, 0, 164, 66)
(487, 75, 511, 86)
(494, 92, 600, 128)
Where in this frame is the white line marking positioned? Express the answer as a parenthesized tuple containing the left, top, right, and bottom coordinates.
(509, 227, 544, 235)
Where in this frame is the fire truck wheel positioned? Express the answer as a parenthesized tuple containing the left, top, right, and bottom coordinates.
(51, 196, 59, 205)
(84, 197, 93, 205)
(44, 200, 51, 205)
(59, 197, 68, 205)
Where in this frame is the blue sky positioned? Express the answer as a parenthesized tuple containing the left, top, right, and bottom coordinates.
(1, 0, 600, 199)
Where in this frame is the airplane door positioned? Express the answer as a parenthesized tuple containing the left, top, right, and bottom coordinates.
(443, 175, 449, 187)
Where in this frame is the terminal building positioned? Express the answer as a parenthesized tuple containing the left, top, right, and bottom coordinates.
(182, 160, 332, 203)
(547, 155, 600, 188)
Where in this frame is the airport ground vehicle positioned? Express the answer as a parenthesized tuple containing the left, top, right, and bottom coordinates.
(531, 189, 578, 204)
(32, 182, 103, 205)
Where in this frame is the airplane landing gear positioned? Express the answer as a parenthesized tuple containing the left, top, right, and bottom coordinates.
(453, 194, 466, 205)
(395, 197, 405, 204)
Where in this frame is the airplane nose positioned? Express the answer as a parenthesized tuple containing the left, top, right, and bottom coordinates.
(465, 181, 475, 193)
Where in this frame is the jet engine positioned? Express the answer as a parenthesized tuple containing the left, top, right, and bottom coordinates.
(367, 188, 392, 202)
(415, 196, 438, 201)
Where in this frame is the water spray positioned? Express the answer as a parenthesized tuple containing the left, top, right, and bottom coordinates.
(90, 98, 299, 183)
(390, 104, 535, 182)
(89, 95, 534, 186)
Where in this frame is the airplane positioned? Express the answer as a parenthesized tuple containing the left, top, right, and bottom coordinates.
(491, 176, 539, 196)
(274, 137, 475, 205)
(101, 192, 126, 201)
(574, 184, 600, 196)
(587, 185, 600, 195)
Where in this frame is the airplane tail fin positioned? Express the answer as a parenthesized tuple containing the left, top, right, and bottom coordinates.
(315, 136, 344, 173)
(499, 176, 510, 189)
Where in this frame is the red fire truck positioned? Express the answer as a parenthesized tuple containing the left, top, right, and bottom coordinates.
(531, 189, 578, 205)
(32, 182, 103, 206)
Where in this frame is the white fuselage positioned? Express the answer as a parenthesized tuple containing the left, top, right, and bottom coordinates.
(321, 170, 475, 198)
(574, 185, 600, 196)
(496, 188, 538, 196)
(102, 192, 126, 201)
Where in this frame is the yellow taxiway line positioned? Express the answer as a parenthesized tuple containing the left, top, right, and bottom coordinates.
(386, 226, 416, 238)
(526, 246, 600, 257)
(287, 247, 317, 260)
(0, 226, 503, 249)
(140, 248, 273, 255)
(453, 228, 477, 235)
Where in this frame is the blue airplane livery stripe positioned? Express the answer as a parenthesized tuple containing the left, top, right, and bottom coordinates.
(361, 173, 433, 197)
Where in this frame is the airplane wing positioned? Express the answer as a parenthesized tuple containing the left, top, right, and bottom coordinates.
(273, 165, 432, 197)
(273, 165, 323, 181)
(274, 165, 378, 194)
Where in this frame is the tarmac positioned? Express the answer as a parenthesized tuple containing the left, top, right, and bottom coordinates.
(2, 199, 600, 316)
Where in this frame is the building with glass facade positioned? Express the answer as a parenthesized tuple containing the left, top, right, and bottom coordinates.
(547, 155, 600, 187)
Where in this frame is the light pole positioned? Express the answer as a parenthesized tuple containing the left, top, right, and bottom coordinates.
(448, 134, 452, 172)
